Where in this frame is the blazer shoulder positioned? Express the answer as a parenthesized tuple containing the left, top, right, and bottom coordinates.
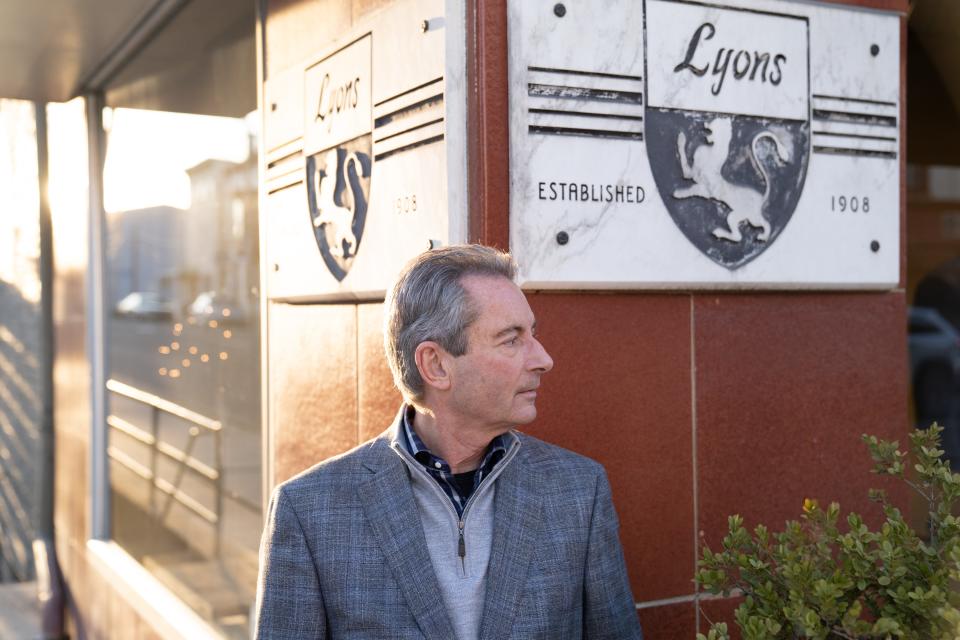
(272, 433, 388, 499)
(515, 432, 606, 478)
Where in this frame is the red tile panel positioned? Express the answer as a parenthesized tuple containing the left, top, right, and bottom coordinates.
(695, 292, 909, 550)
(638, 602, 697, 640)
(525, 293, 694, 601)
(357, 302, 402, 441)
(269, 302, 358, 484)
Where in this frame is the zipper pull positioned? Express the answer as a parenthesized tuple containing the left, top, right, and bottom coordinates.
(458, 520, 466, 558)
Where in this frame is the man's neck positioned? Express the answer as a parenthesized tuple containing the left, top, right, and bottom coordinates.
(411, 407, 505, 474)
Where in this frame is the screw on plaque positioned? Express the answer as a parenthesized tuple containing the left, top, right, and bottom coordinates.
(421, 20, 429, 33)
(270, 102, 277, 112)
(870, 44, 880, 56)
(556, 231, 569, 245)
(553, 3, 566, 17)
(870, 240, 880, 253)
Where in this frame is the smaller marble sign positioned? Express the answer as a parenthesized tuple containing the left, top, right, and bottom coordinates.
(508, 0, 901, 289)
(263, 0, 468, 301)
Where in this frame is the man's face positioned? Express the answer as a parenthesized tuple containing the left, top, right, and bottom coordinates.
(445, 275, 554, 432)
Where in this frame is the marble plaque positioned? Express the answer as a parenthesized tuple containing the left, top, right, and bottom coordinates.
(263, 0, 468, 301)
(508, 0, 901, 289)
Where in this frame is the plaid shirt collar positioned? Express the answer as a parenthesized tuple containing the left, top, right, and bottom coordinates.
(400, 406, 508, 518)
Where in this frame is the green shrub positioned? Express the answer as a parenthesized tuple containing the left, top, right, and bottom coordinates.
(696, 423, 960, 640)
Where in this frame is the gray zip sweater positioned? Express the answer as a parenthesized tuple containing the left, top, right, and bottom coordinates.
(391, 434, 521, 640)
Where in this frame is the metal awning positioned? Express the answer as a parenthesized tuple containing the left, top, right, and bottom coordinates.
(0, 0, 171, 102)
(0, 0, 253, 114)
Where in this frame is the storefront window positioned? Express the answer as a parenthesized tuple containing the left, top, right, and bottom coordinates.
(100, 6, 260, 636)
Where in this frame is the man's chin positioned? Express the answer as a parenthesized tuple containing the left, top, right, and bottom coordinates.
(511, 405, 538, 426)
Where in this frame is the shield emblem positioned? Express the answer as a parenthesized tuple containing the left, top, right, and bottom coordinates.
(644, 0, 810, 269)
(305, 135, 372, 281)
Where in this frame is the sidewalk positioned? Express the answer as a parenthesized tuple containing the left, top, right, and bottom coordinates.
(0, 581, 41, 639)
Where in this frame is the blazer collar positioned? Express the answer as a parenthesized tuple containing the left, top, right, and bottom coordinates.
(357, 433, 457, 640)
(478, 443, 544, 640)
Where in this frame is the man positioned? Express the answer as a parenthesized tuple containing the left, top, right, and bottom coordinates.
(254, 244, 642, 639)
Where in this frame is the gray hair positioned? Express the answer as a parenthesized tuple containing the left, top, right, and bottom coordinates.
(384, 244, 517, 406)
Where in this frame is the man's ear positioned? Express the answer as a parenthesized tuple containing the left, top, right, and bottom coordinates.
(415, 341, 452, 392)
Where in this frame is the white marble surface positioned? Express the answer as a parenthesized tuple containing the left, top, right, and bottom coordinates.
(265, 0, 467, 301)
(508, 0, 901, 289)
(646, 1, 808, 120)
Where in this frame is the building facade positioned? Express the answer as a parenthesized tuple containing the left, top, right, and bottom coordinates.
(5, 0, 960, 637)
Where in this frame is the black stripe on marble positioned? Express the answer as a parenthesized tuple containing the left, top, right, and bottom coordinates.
(373, 117, 444, 144)
(811, 130, 897, 142)
(373, 77, 443, 108)
(528, 83, 643, 104)
(812, 109, 897, 127)
(529, 108, 644, 122)
(374, 134, 444, 162)
(812, 93, 897, 107)
(374, 93, 443, 129)
(529, 125, 643, 141)
(528, 66, 641, 81)
(813, 109, 897, 127)
(812, 146, 897, 159)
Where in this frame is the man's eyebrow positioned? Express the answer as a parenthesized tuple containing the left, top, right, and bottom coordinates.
(493, 320, 537, 339)
(493, 325, 523, 339)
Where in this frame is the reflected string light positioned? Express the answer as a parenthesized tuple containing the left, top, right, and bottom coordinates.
(208, 320, 218, 329)
(169, 369, 181, 378)
(181, 359, 191, 367)
(158, 368, 168, 376)
(171, 341, 180, 350)
(187, 317, 196, 325)
(222, 330, 232, 339)
(158, 346, 170, 354)
(174, 323, 183, 332)
(188, 346, 198, 354)
(218, 351, 228, 361)
(200, 354, 210, 363)
(222, 308, 232, 318)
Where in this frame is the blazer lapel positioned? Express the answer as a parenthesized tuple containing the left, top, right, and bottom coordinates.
(357, 438, 456, 640)
(478, 447, 544, 640)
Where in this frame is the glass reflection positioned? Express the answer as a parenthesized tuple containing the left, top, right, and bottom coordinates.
(104, 107, 260, 638)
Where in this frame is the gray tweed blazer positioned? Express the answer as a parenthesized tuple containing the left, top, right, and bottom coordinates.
(253, 412, 643, 640)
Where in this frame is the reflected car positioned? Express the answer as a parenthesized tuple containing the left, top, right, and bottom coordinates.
(186, 291, 251, 325)
(909, 306, 960, 420)
(114, 292, 175, 320)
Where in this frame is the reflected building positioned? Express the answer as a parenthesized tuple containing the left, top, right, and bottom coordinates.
(183, 141, 259, 310)
(107, 206, 183, 307)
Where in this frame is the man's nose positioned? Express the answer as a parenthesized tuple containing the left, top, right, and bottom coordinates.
(529, 337, 554, 373)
